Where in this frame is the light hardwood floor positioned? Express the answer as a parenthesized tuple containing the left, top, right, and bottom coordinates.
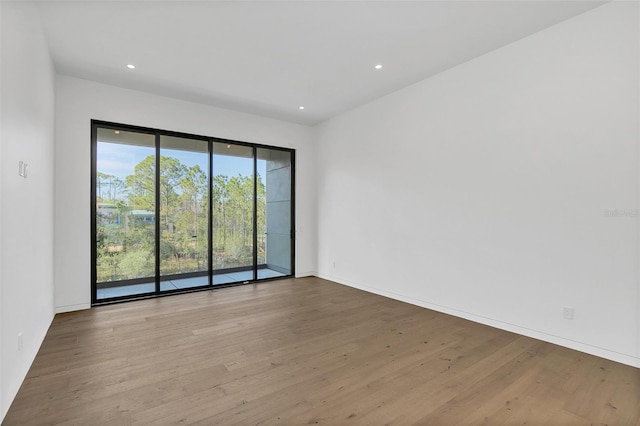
(3, 277, 640, 425)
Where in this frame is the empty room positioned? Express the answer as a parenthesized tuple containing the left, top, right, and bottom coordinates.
(1, 0, 639, 424)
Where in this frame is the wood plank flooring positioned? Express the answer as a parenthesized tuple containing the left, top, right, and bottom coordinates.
(3, 277, 640, 425)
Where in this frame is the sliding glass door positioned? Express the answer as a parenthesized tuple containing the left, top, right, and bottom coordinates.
(94, 127, 156, 299)
(257, 148, 293, 278)
(211, 142, 255, 284)
(92, 121, 294, 304)
(159, 135, 210, 291)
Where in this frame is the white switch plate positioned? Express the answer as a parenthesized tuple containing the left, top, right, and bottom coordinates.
(18, 161, 28, 178)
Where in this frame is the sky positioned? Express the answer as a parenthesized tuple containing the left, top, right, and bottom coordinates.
(97, 142, 263, 182)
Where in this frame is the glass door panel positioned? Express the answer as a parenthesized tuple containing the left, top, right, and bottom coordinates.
(94, 121, 295, 304)
(212, 142, 255, 284)
(257, 148, 292, 279)
(95, 128, 156, 300)
(159, 136, 210, 291)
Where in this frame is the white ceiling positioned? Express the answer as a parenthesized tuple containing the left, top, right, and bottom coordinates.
(36, 1, 605, 125)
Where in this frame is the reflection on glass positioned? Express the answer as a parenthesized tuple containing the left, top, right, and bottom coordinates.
(159, 136, 210, 291)
(212, 143, 255, 284)
(257, 148, 292, 279)
(96, 128, 155, 299)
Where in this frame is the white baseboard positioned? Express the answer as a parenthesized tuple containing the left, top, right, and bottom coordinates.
(317, 273, 640, 369)
(295, 271, 317, 278)
(55, 303, 90, 314)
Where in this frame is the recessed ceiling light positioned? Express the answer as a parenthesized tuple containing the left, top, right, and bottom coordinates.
(127, 64, 136, 69)
(226, 144, 231, 148)
(375, 64, 383, 70)
(114, 130, 120, 135)
(298, 106, 305, 110)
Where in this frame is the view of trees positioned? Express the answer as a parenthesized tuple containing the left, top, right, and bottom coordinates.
(96, 154, 265, 283)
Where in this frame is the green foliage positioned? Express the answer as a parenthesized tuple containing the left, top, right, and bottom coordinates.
(96, 172, 126, 202)
(119, 250, 155, 278)
(97, 155, 266, 282)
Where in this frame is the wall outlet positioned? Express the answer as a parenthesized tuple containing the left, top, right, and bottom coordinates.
(563, 306, 574, 320)
(17, 332, 23, 351)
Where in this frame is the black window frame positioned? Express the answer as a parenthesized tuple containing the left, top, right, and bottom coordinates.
(91, 120, 296, 305)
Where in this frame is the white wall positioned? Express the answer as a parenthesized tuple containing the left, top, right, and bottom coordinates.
(0, 1, 56, 420)
(54, 76, 316, 312)
(0, 0, 4, 418)
(314, 2, 640, 367)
